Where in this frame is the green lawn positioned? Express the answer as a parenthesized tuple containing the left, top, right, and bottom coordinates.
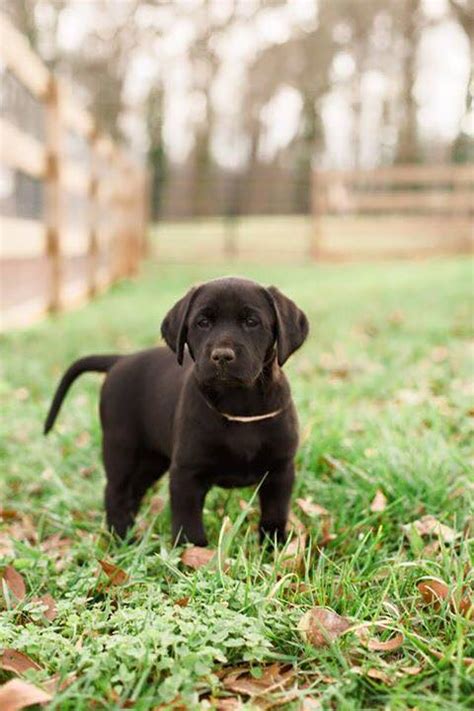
(1, 257, 473, 710)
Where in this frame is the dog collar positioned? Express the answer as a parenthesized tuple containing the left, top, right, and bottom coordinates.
(219, 408, 283, 423)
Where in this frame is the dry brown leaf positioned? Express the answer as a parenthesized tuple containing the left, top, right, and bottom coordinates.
(0, 650, 42, 675)
(75, 431, 90, 448)
(417, 578, 450, 607)
(0, 679, 52, 710)
(4, 518, 37, 545)
(222, 663, 295, 700)
(429, 649, 473, 667)
(280, 533, 307, 572)
(0, 534, 15, 557)
(2, 566, 26, 603)
(318, 518, 336, 547)
(404, 515, 458, 543)
(31, 593, 57, 622)
(41, 534, 72, 554)
(370, 490, 387, 513)
(367, 632, 404, 653)
(0, 510, 21, 522)
(149, 495, 165, 515)
(238, 499, 256, 513)
(98, 559, 128, 586)
(181, 546, 215, 570)
(298, 698, 322, 711)
(298, 607, 351, 648)
(457, 592, 473, 618)
(174, 597, 190, 607)
(417, 578, 473, 618)
(41, 673, 77, 694)
(422, 540, 441, 557)
(296, 499, 329, 517)
(213, 699, 244, 710)
(399, 665, 422, 676)
(366, 668, 392, 685)
(287, 512, 306, 533)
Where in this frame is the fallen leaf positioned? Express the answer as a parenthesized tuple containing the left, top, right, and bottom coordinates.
(370, 490, 387, 513)
(79, 465, 96, 478)
(417, 578, 472, 618)
(14, 387, 30, 401)
(422, 540, 441, 557)
(2, 566, 26, 603)
(181, 547, 215, 570)
(417, 577, 450, 606)
(31, 593, 57, 622)
(318, 518, 336, 547)
(75, 431, 90, 448)
(457, 591, 473, 618)
(0, 510, 21, 522)
(404, 515, 458, 543)
(174, 597, 189, 607)
(399, 665, 422, 676)
(0, 679, 52, 710)
(98, 560, 128, 586)
(288, 512, 306, 533)
(149, 495, 165, 515)
(296, 499, 329, 517)
(299, 698, 322, 711)
(238, 499, 256, 513)
(280, 533, 307, 572)
(388, 310, 404, 325)
(366, 668, 392, 685)
(41, 673, 77, 694)
(213, 699, 243, 710)
(41, 534, 72, 554)
(0, 650, 42, 675)
(222, 663, 295, 700)
(367, 632, 404, 653)
(0, 534, 15, 556)
(298, 607, 351, 648)
(429, 649, 473, 667)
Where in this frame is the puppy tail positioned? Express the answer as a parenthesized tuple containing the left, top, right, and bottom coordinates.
(43, 354, 121, 435)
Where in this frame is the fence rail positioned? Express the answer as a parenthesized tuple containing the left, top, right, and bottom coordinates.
(0, 13, 148, 330)
(311, 164, 474, 259)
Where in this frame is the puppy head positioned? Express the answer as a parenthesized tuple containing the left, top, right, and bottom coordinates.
(161, 277, 308, 387)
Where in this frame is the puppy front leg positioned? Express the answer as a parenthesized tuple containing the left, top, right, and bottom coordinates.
(259, 461, 295, 544)
(170, 468, 209, 547)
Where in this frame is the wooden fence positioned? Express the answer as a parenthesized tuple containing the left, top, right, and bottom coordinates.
(311, 164, 474, 260)
(0, 14, 148, 331)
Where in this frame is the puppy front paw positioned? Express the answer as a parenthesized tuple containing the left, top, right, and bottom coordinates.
(259, 522, 288, 546)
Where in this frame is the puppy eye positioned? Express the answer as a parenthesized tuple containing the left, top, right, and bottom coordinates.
(244, 316, 259, 328)
(197, 317, 211, 329)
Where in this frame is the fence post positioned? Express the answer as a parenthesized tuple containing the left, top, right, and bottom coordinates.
(45, 77, 62, 313)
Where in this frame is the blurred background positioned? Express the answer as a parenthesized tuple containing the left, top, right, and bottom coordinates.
(0, 0, 473, 328)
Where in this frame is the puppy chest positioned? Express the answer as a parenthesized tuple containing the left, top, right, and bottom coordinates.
(207, 428, 271, 487)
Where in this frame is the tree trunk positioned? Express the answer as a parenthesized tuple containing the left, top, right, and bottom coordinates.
(395, 0, 421, 164)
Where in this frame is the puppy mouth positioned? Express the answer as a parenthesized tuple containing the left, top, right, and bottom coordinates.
(196, 363, 257, 387)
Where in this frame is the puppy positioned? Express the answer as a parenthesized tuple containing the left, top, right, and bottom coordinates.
(44, 277, 308, 545)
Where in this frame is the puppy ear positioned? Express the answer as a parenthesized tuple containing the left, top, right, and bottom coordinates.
(267, 286, 309, 366)
(161, 287, 198, 365)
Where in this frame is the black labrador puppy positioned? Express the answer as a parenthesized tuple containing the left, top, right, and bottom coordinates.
(44, 277, 309, 545)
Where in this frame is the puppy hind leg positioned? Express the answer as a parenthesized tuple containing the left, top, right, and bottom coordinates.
(103, 437, 138, 539)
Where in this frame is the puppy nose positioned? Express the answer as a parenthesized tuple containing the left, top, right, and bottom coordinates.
(211, 347, 235, 364)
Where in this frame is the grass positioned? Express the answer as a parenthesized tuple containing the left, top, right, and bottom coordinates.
(0, 256, 473, 710)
